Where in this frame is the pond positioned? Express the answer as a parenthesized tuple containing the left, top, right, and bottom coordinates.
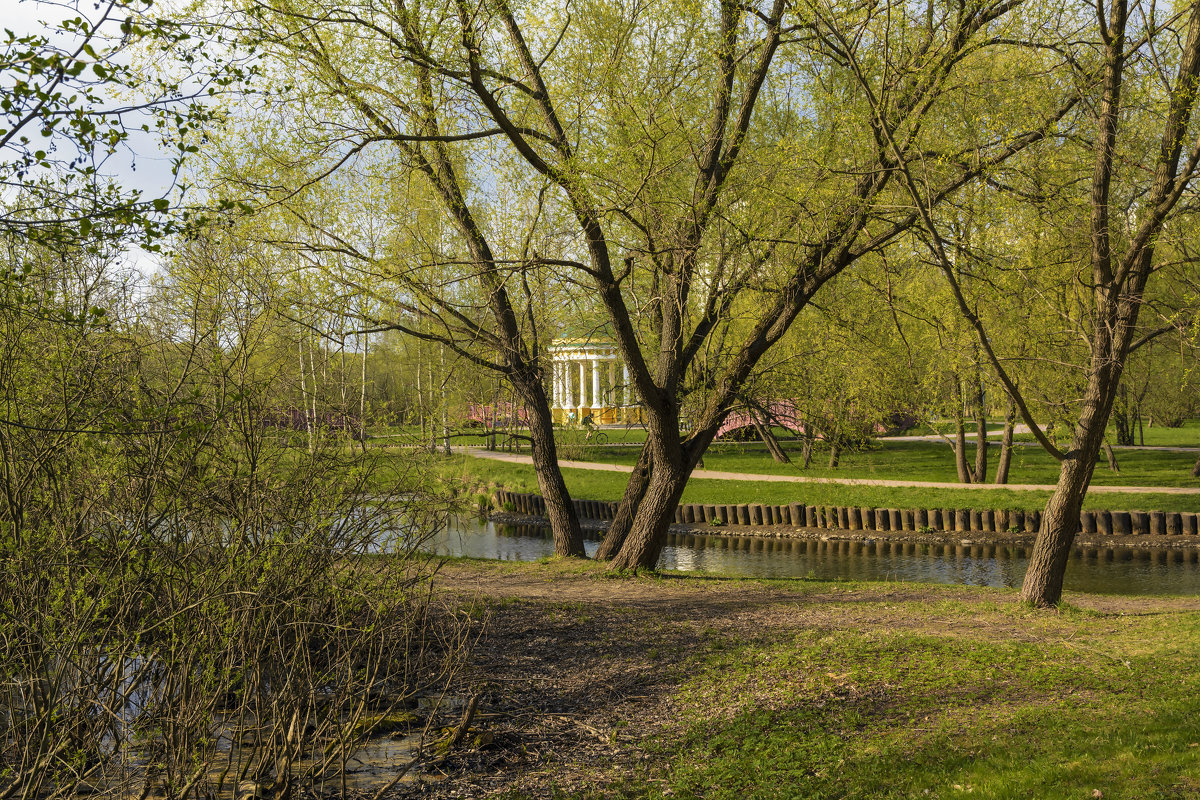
(424, 518, 1200, 596)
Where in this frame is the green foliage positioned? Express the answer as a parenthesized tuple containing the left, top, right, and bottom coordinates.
(1, 0, 251, 250)
(0, 230, 463, 798)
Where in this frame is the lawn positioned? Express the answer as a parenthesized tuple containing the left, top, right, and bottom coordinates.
(554, 437, 1200, 489)
(641, 596, 1200, 800)
(901, 418, 1200, 447)
(422, 451, 1200, 513)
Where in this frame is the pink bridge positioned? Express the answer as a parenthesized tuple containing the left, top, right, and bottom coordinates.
(466, 402, 529, 428)
(716, 401, 806, 439)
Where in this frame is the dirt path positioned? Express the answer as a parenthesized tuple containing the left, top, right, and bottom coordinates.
(466, 447, 1200, 495)
(391, 561, 1200, 799)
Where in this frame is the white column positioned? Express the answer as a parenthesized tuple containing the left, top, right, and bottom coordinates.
(577, 360, 586, 408)
(623, 364, 631, 406)
(554, 361, 564, 408)
(563, 359, 571, 407)
(591, 358, 601, 410)
(608, 358, 617, 406)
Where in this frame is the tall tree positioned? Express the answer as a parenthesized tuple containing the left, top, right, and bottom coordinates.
(597, 0, 1075, 569)
(903, 0, 1200, 605)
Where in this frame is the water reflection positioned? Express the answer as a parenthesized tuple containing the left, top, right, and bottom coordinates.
(422, 519, 1200, 596)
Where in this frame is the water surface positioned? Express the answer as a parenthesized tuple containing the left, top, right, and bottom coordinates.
(424, 519, 1200, 596)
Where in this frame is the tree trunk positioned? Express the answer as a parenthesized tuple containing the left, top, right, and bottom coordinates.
(953, 412, 971, 483)
(972, 377, 988, 483)
(518, 381, 586, 557)
(440, 348, 450, 455)
(595, 444, 653, 560)
(827, 441, 841, 469)
(1020, 363, 1117, 605)
(359, 330, 368, 452)
(416, 345, 425, 447)
(1191, 454, 1199, 478)
(1103, 441, 1120, 472)
(1114, 384, 1135, 445)
(753, 419, 790, 463)
(608, 457, 690, 571)
(1019, 445, 1100, 606)
(608, 406, 719, 571)
(428, 358, 437, 455)
(801, 436, 814, 469)
(993, 401, 1016, 484)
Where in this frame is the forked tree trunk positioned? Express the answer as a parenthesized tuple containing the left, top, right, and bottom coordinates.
(608, 458, 691, 571)
(608, 420, 720, 571)
(595, 444, 653, 560)
(993, 401, 1016, 484)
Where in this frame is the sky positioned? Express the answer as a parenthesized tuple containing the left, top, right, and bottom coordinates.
(6, 0, 195, 274)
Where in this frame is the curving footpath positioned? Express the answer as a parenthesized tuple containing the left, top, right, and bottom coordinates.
(465, 447, 1200, 496)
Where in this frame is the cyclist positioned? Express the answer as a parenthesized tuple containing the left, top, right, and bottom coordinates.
(582, 411, 596, 441)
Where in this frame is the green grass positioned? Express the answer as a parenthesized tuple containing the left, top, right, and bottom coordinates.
(899, 418, 1200, 448)
(635, 613, 1200, 799)
(422, 452, 1200, 512)
(1012, 418, 1200, 448)
(561, 438, 1200, 489)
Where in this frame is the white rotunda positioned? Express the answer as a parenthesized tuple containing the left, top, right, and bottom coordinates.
(548, 338, 642, 425)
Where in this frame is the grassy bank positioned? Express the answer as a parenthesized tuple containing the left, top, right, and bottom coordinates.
(558, 437, 1200, 489)
(427, 560, 1200, 800)
(424, 452, 1200, 513)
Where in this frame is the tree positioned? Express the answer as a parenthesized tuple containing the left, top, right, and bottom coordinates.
(199, 0, 595, 555)
(597, 0, 1076, 569)
(905, 0, 1200, 605)
(207, 0, 1072, 572)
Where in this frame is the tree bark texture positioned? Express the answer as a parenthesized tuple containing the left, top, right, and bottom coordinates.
(953, 409, 971, 483)
(595, 444, 653, 560)
(516, 380, 586, 557)
(607, 460, 691, 571)
(608, 407, 727, 570)
(972, 376, 988, 483)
